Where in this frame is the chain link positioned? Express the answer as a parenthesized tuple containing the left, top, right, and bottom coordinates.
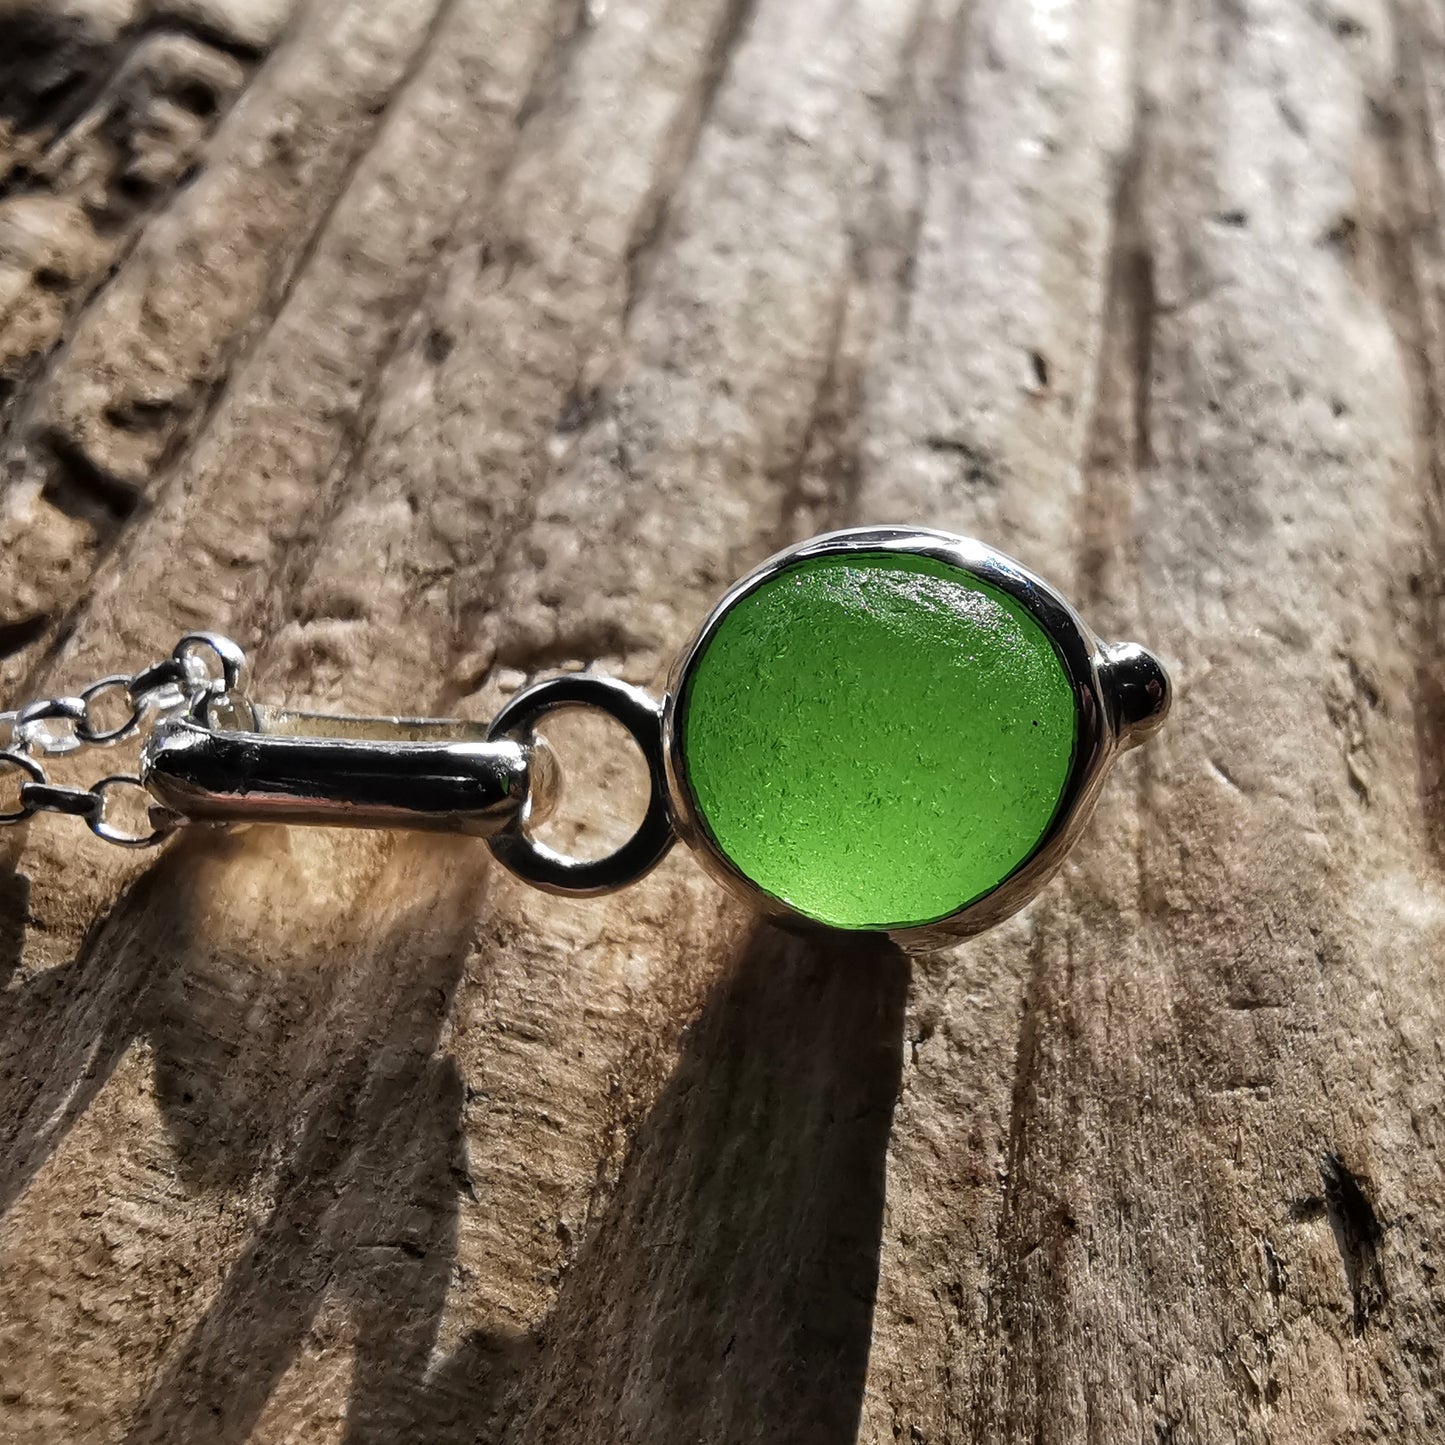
(0, 633, 247, 847)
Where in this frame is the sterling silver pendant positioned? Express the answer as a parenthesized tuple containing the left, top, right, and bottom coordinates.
(0, 527, 1169, 947)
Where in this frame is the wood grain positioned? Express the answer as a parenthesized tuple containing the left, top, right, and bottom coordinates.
(2, 0, 1443, 1439)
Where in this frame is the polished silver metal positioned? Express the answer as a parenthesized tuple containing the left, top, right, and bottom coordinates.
(0, 634, 250, 847)
(0, 751, 44, 824)
(1, 632, 552, 849)
(20, 781, 103, 820)
(174, 632, 247, 695)
(77, 675, 145, 745)
(484, 674, 675, 895)
(16, 696, 88, 755)
(142, 705, 550, 838)
(0, 532, 1169, 947)
(661, 525, 1171, 949)
(89, 775, 183, 848)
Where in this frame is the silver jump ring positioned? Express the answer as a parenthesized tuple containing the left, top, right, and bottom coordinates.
(485, 675, 675, 895)
(77, 675, 144, 745)
(89, 775, 179, 848)
(174, 633, 246, 696)
(127, 657, 191, 707)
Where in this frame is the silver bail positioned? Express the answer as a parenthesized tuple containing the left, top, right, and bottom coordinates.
(140, 704, 557, 837)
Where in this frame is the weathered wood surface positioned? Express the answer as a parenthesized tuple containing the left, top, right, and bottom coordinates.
(1, 0, 1443, 1439)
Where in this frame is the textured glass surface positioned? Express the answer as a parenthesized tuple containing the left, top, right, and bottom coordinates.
(680, 551, 1078, 929)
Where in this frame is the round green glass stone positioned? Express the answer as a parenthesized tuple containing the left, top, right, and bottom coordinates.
(679, 551, 1078, 929)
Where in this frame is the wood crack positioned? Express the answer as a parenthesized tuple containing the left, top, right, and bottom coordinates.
(1319, 1151, 1388, 1336)
(1074, 45, 1153, 621)
(0, 21, 268, 436)
(619, 0, 762, 323)
(1367, 0, 1445, 866)
(36, 425, 144, 523)
(134, 0, 467, 494)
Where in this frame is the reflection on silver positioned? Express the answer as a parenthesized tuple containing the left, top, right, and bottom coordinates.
(484, 674, 675, 895)
(142, 703, 554, 838)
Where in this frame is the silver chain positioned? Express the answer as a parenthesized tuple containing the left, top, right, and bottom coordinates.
(0, 633, 247, 848)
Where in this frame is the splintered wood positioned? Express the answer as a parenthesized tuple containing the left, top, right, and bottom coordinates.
(1, 0, 1443, 1440)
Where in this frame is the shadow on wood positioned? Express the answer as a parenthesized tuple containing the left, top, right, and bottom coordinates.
(0, 851, 206, 1218)
(57, 893, 908, 1443)
(451, 924, 910, 1444)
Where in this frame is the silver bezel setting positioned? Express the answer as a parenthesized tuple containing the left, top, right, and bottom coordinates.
(661, 526, 1169, 950)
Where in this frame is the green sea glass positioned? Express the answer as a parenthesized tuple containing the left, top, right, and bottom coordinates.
(679, 551, 1078, 929)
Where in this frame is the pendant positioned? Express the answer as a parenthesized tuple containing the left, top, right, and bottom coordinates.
(2, 527, 1169, 947)
(479, 526, 1168, 946)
